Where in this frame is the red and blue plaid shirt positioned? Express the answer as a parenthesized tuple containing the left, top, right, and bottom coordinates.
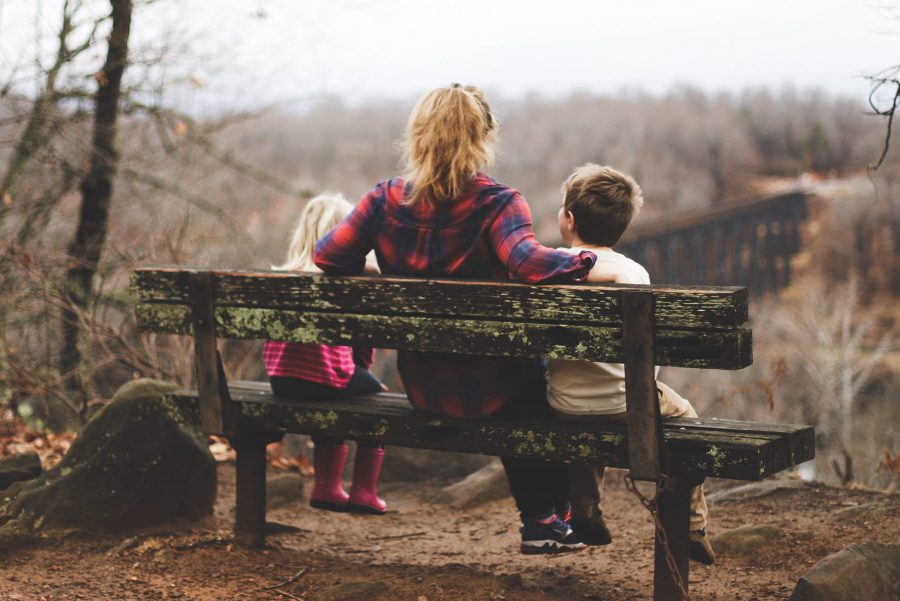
(314, 173, 595, 418)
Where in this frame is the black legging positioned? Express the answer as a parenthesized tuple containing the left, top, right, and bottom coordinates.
(270, 366, 383, 399)
(494, 359, 571, 521)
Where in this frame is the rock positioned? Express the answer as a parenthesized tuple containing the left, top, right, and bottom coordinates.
(0, 379, 216, 543)
(0, 452, 41, 491)
(790, 543, 900, 601)
(710, 524, 783, 555)
(707, 480, 813, 504)
(266, 473, 305, 510)
(378, 446, 491, 483)
(316, 581, 389, 601)
(431, 460, 510, 509)
(832, 502, 890, 522)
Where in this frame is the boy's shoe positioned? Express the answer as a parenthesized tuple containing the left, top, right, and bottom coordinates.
(569, 513, 613, 546)
(689, 529, 716, 565)
(520, 516, 586, 555)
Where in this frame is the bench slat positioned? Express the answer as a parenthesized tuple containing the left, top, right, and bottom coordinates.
(228, 381, 813, 473)
(132, 269, 749, 330)
(136, 303, 752, 369)
(663, 417, 816, 470)
(163, 387, 813, 481)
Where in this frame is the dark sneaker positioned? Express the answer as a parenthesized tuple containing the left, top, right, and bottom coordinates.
(689, 529, 716, 565)
(570, 513, 613, 546)
(520, 516, 586, 555)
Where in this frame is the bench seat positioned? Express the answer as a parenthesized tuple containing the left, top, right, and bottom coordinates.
(166, 381, 814, 482)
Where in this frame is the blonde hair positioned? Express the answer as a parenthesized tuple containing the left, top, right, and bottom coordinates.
(562, 164, 644, 247)
(402, 83, 498, 205)
(275, 193, 354, 272)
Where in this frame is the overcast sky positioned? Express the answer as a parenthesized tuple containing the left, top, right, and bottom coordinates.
(3, 0, 899, 109)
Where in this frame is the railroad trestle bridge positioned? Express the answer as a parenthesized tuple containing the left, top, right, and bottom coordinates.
(617, 190, 808, 296)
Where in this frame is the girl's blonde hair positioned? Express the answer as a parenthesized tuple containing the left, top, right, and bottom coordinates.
(275, 193, 354, 272)
(402, 83, 498, 205)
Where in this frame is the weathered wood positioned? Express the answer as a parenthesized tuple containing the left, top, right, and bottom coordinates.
(653, 476, 693, 601)
(187, 274, 234, 435)
(135, 303, 753, 369)
(232, 432, 273, 547)
(132, 269, 749, 331)
(665, 416, 815, 470)
(161, 387, 815, 482)
(623, 290, 665, 480)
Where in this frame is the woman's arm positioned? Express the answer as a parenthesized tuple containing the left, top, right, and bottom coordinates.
(314, 186, 379, 274)
(489, 193, 595, 284)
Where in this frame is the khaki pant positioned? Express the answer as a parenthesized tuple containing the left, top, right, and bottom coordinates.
(557, 382, 709, 531)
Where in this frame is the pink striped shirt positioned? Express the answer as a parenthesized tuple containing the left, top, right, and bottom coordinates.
(263, 342, 374, 389)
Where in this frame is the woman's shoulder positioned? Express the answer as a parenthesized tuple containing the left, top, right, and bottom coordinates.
(363, 177, 414, 207)
(474, 172, 518, 196)
(364, 178, 407, 202)
(470, 173, 525, 211)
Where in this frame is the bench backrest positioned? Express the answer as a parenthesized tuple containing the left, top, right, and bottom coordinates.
(132, 267, 752, 481)
(132, 268, 751, 369)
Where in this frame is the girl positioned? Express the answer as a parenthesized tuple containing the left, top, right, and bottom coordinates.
(264, 193, 388, 515)
(314, 85, 598, 553)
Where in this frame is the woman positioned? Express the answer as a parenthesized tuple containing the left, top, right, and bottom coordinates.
(315, 84, 596, 554)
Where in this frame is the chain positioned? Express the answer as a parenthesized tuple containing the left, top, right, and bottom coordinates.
(624, 473, 690, 601)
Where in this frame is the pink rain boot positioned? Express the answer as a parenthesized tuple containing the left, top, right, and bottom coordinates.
(310, 442, 350, 511)
(347, 446, 387, 515)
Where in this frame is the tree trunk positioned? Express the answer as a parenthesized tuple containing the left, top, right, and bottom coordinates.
(60, 0, 132, 412)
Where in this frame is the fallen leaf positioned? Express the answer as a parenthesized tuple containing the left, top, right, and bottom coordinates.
(884, 448, 900, 474)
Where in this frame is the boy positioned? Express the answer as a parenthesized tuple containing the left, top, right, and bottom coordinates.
(548, 163, 715, 565)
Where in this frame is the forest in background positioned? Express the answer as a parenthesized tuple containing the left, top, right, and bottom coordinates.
(0, 0, 897, 492)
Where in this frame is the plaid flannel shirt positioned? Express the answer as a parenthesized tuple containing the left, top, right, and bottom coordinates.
(314, 173, 595, 418)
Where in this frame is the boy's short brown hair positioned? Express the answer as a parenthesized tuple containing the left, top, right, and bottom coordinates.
(563, 164, 644, 246)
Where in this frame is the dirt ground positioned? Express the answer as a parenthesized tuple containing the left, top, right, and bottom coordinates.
(1, 464, 897, 601)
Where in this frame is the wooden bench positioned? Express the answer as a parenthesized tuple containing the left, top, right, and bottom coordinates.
(132, 267, 815, 601)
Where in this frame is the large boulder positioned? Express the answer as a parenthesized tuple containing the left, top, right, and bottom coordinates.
(0, 452, 41, 491)
(431, 460, 511, 509)
(790, 543, 900, 601)
(0, 379, 216, 545)
(376, 447, 491, 483)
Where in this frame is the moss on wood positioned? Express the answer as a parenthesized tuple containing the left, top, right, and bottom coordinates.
(135, 303, 752, 369)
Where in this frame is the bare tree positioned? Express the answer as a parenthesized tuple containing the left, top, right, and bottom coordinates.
(779, 277, 895, 483)
(59, 0, 133, 405)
